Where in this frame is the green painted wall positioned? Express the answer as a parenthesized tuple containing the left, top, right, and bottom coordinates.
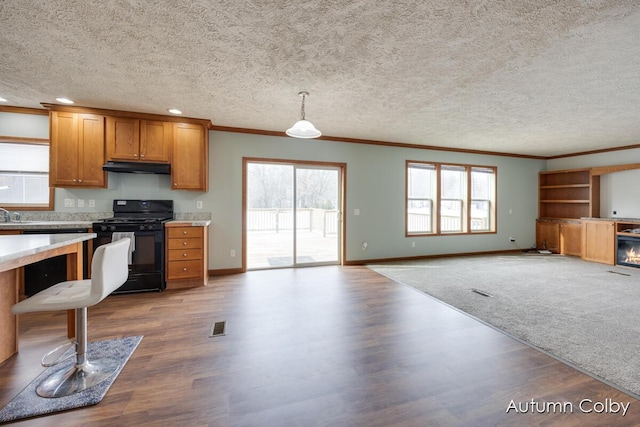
(1, 111, 546, 270)
(207, 131, 544, 269)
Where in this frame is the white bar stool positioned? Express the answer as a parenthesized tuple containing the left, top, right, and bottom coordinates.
(12, 238, 131, 398)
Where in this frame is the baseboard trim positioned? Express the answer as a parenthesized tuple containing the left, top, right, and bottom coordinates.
(344, 248, 522, 265)
(209, 268, 244, 276)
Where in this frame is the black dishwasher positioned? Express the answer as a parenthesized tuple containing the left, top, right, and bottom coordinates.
(22, 229, 91, 296)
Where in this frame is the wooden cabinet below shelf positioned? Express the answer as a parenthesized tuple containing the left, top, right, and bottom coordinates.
(536, 220, 560, 253)
(536, 220, 581, 256)
(165, 224, 208, 288)
(581, 220, 615, 265)
(560, 222, 582, 257)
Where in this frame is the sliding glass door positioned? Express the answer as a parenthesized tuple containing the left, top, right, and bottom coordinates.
(245, 160, 342, 270)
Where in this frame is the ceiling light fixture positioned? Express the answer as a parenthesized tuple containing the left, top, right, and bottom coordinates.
(55, 97, 74, 104)
(286, 91, 321, 139)
(168, 108, 182, 115)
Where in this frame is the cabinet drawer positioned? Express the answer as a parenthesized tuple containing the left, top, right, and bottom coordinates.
(167, 237, 202, 250)
(168, 227, 202, 239)
(168, 248, 202, 261)
(167, 260, 202, 279)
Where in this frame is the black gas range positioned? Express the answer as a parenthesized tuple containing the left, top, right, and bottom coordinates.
(93, 200, 174, 294)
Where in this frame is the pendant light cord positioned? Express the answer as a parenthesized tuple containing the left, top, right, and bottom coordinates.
(300, 93, 306, 120)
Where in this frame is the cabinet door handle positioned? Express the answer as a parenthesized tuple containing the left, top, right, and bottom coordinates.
(183, 241, 187, 246)
(141, 154, 145, 158)
(78, 179, 83, 183)
(134, 153, 138, 157)
(183, 230, 187, 235)
(183, 253, 187, 257)
(73, 179, 77, 182)
(183, 267, 187, 271)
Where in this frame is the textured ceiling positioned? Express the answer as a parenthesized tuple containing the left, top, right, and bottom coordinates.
(1, 0, 639, 157)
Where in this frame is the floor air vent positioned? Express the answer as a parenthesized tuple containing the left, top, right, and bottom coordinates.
(209, 321, 226, 337)
(470, 288, 493, 297)
(608, 270, 631, 276)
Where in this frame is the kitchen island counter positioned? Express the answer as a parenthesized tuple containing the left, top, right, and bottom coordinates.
(0, 233, 95, 363)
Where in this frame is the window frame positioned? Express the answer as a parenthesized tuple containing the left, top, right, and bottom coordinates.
(406, 160, 497, 236)
(0, 137, 54, 211)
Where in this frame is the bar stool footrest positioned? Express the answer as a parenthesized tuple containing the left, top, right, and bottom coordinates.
(41, 341, 77, 367)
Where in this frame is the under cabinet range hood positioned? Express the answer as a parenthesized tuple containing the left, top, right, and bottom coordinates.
(102, 161, 171, 175)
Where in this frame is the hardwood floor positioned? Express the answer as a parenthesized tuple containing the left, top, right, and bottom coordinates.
(1, 266, 639, 426)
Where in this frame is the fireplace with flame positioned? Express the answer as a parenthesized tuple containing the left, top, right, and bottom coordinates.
(616, 235, 640, 268)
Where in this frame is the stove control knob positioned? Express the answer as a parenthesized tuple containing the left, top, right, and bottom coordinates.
(100, 225, 107, 231)
(140, 225, 145, 230)
(109, 225, 116, 231)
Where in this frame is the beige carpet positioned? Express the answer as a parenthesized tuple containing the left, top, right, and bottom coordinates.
(367, 253, 640, 398)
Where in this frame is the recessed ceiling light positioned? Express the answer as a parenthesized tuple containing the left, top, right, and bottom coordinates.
(168, 109, 182, 115)
(0, 97, 7, 102)
(56, 97, 74, 104)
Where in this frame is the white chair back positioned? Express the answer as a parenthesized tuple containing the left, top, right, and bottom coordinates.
(90, 238, 130, 301)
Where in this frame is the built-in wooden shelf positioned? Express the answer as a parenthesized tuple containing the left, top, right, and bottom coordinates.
(538, 168, 599, 220)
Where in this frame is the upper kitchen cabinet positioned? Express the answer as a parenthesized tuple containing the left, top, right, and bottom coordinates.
(50, 111, 107, 188)
(44, 103, 211, 191)
(172, 123, 208, 191)
(106, 117, 171, 163)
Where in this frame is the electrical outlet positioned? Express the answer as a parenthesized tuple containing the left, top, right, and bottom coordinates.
(230, 249, 236, 258)
(77, 199, 85, 208)
(196, 200, 203, 209)
(88, 199, 95, 207)
(64, 198, 75, 208)
(411, 241, 416, 248)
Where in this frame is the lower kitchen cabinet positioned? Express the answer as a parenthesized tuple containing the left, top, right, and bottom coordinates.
(165, 223, 209, 288)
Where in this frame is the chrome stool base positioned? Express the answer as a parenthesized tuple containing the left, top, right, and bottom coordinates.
(36, 357, 119, 398)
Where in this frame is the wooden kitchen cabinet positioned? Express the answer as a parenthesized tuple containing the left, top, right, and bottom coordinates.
(581, 219, 615, 265)
(165, 224, 209, 288)
(559, 222, 582, 256)
(536, 220, 560, 253)
(106, 117, 171, 163)
(536, 220, 582, 255)
(50, 111, 107, 188)
(171, 123, 208, 191)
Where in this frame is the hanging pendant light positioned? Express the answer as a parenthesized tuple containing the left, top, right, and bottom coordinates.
(286, 91, 321, 139)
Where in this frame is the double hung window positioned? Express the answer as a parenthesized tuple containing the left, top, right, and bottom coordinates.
(406, 161, 496, 235)
(0, 141, 52, 209)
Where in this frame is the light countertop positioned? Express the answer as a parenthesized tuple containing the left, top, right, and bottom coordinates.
(166, 220, 211, 227)
(0, 221, 94, 230)
(0, 233, 96, 267)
